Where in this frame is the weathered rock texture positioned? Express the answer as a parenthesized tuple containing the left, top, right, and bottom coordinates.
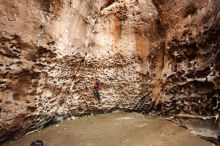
(0, 0, 219, 144)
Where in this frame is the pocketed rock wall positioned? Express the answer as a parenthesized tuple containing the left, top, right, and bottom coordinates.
(0, 0, 219, 144)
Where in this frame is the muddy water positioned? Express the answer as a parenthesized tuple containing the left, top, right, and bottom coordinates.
(4, 112, 212, 146)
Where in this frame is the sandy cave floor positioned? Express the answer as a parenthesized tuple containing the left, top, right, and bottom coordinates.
(3, 112, 212, 146)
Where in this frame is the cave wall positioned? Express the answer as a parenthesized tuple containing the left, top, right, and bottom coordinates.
(0, 0, 219, 143)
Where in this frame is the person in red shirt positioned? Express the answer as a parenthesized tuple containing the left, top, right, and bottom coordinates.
(92, 79, 101, 102)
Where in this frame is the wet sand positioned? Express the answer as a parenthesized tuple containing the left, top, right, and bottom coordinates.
(4, 112, 212, 146)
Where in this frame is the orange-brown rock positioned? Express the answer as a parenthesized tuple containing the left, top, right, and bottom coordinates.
(0, 0, 219, 144)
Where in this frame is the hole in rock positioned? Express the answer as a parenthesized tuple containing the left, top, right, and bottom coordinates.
(12, 93, 20, 100)
(39, 0, 51, 12)
(183, 2, 197, 17)
(39, 24, 45, 29)
(195, 66, 211, 78)
(190, 80, 214, 94)
(100, 0, 116, 10)
(27, 106, 37, 112)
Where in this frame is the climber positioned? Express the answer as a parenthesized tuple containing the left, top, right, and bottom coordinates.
(30, 140, 44, 146)
(92, 79, 101, 102)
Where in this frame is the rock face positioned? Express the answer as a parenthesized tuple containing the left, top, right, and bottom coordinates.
(0, 0, 219, 144)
